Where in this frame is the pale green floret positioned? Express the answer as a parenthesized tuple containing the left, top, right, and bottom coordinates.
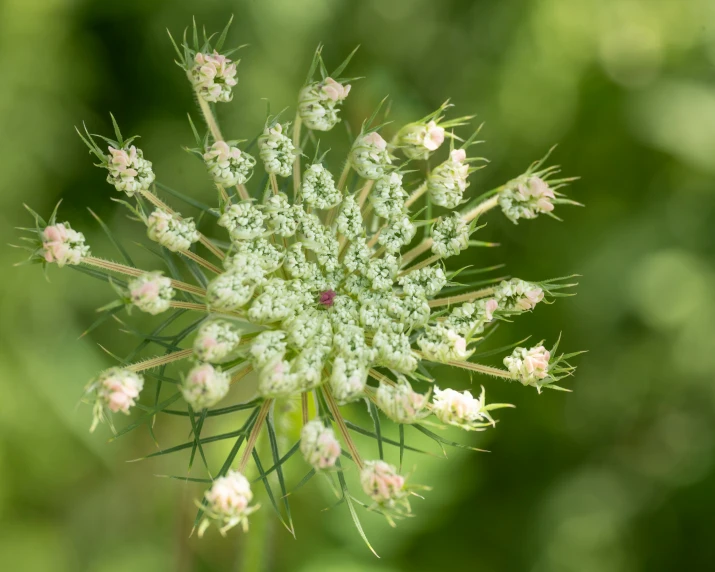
(218, 202, 266, 241)
(302, 164, 341, 209)
(372, 328, 418, 372)
(370, 173, 408, 219)
(206, 271, 261, 312)
(431, 213, 470, 258)
(378, 214, 416, 253)
(228, 238, 284, 273)
(336, 195, 363, 240)
(263, 193, 300, 237)
(343, 238, 371, 273)
(398, 265, 447, 297)
(250, 330, 288, 369)
(349, 132, 391, 180)
(258, 123, 296, 178)
(366, 254, 400, 291)
(330, 355, 369, 404)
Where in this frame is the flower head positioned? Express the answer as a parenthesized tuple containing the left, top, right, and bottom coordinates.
(258, 123, 297, 178)
(191, 51, 238, 103)
(193, 320, 242, 363)
(203, 141, 255, 187)
(301, 164, 341, 209)
(218, 202, 266, 241)
(376, 377, 430, 424)
(147, 209, 200, 252)
(41, 223, 89, 267)
(396, 120, 446, 160)
(417, 324, 472, 362)
(360, 460, 410, 512)
(199, 470, 258, 536)
(499, 176, 556, 223)
(300, 419, 341, 470)
(431, 213, 470, 258)
(129, 271, 175, 315)
(431, 386, 509, 431)
(89, 367, 144, 431)
(427, 148, 470, 208)
(182, 363, 230, 410)
(504, 345, 551, 388)
(298, 77, 351, 131)
(350, 131, 391, 180)
(370, 173, 408, 219)
(106, 145, 155, 196)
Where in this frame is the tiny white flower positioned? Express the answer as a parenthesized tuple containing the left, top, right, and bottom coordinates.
(417, 324, 472, 362)
(263, 193, 301, 237)
(182, 363, 230, 409)
(373, 328, 417, 372)
(330, 355, 369, 404)
(206, 271, 260, 312)
(191, 51, 238, 103)
(300, 419, 341, 470)
(495, 278, 544, 312)
(370, 172, 408, 219)
(128, 271, 175, 315)
(398, 265, 446, 298)
(396, 119, 446, 160)
(335, 194, 363, 240)
(250, 330, 288, 370)
(257, 356, 300, 397)
(366, 253, 400, 291)
(378, 214, 416, 253)
(41, 223, 89, 267)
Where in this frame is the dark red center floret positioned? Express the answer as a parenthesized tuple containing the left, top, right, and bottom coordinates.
(319, 289, 337, 307)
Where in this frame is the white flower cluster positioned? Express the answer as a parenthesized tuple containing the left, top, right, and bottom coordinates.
(431, 386, 499, 431)
(182, 362, 230, 409)
(218, 202, 265, 241)
(376, 378, 430, 424)
(417, 324, 472, 363)
(350, 132, 391, 180)
(298, 77, 351, 131)
(300, 419, 341, 470)
(129, 272, 175, 315)
(378, 214, 416, 253)
(90, 367, 144, 431)
(427, 149, 469, 208)
(370, 173, 408, 219)
(147, 209, 200, 252)
(206, 270, 260, 312)
(199, 470, 258, 536)
(360, 460, 410, 511)
(193, 320, 242, 363)
(431, 213, 470, 258)
(106, 145, 155, 196)
(301, 164, 341, 209)
(504, 345, 551, 387)
(395, 120, 445, 161)
(263, 193, 301, 237)
(191, 51, 238, 103)
(41, 223, 89, 267)
(203, 141, 255, 187)
(258, 123, 297, 178)
(494, 278, 544, 312)
(445, 298, 499, 336)
(499, 176, 555, 223)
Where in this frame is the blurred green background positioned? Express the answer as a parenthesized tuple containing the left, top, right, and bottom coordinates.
(2, 0, 715, 570)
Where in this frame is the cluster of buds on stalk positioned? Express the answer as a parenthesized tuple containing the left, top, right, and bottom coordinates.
(13, 19, 583, 547)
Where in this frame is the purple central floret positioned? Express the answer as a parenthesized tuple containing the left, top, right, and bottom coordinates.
(319, 289, 337, 307)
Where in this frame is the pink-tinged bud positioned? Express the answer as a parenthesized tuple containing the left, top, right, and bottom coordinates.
(199, 470, 259, 536)
(182, 363, 230, 410)
(450, 148, 466, 162)
(485, 299, 499, 321)
(423, 121, 445, 151)
(41, 222, 89, 267)
(363, 131, 387, 151)
(360, 460, 408, 506)
(90, 367, 144, 431)
(321, 77, 351, 102)
(128, 272, 174, 315)
(504, 345, 551, 387)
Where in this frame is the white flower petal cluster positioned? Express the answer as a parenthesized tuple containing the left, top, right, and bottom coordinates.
(427, 148, 469, 208)
(91, 367, 144, 431)
(218, 202, 265, 241)
(373, 328, 417, 372)
(262, 193, 301, 237)
(147, 209, 200, 252)
(417, 324, 472, 362)
(191, 51, 238, 103)
(350, 132, 391, 180)
(227, 238, 284, 274)
(106, 145, 155, 196)
(200, 470, 258, 536)
(129, 271, 175, 315)
(370, 173, 408, 219)
(300, 419, 341, 470)
(193, 320, 242, 363)
(182, 363, 230, 410)
(360, 460, 409, 509)
(330, 355, 369, 404)
(431, 213, 469, 258)
(499, 176, 555, 223)
(398, 265, 446, 297)
(335, 194, 363, 240)
(203, 141, 255, 187)
(298, 77, 351, 131)
(301, 164, 341, 209)
(258, 123, 296, 178)
(504, 345, 551, 387)
(396, 120, 446, 161)
(248, 279, 312, 324)
(364, 253, 399, 291)
(376, 378, 430, 424)
(445, 298, 499, 336)
(378, 214, 416, 253)
(41, 223, 89, 267)
(431, 386, 495, 431)
(495, 278, 544, 312)
(206, 270, 260, 312)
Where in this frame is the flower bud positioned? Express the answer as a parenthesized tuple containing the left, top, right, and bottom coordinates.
(128, 271, 175, 315)
(106, 145, 155, 196)
(199, 470, 258, 536)
(298, 77, 351, 131)
(147, 210, 200, 252)
(431, 386, 499, 431)
(203, 141, 255, 187)
(182, 363, 230, 409)
(206, 271, 260, 312)
(191, 51, 238, 103)
(301, 164, 341, 209)
(300, 419, 341, 470)
(376, 378, 430, 424)
(360, 460, 409, 508)
(226, 237, 284, 274)
(349, 132, 391, 180)
(495, 278, 544, 312)
(431, 213, 469, 258)
(258, 123, 296, 178)
(90, 367, 144, 431)
(504, 345, 551, 386)
(426, 148, 470, 208)
(218, 202, 266, 241)
(193, 320, 242, 363)
(499, 176, 555, 223)
(257, 356, 300, 397)
(41, 222, 90, 267)
(417, 324, 472, 362)
(396, 120, 445, 161)
(370, 172, 408, 219)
